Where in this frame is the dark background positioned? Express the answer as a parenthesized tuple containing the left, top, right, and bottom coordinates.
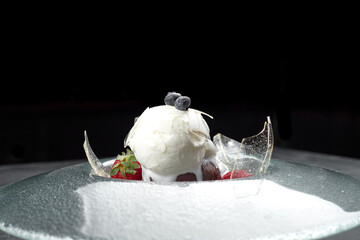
(1, 12, 359, 165)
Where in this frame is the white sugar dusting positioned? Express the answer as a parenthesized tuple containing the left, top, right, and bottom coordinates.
(0, 222, 73, 240)
(76, 180, 360, 240)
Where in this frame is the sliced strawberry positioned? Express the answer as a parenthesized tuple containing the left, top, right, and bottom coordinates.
(110, 149, 142, 180)
(221, 169, 253, 180)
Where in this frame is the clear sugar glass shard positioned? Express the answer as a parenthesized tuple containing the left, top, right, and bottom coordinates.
(213, 116, 274, 177)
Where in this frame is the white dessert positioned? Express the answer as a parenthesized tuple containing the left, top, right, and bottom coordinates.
(83, 92, 272, 182)
(125, 105, 217, 182)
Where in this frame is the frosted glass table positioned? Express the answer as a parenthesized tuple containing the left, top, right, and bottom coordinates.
(0, 148, 359, 240)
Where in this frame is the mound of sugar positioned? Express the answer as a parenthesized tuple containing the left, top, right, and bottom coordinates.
(76, 180, 360, 240)
(0, 222, 73, 240)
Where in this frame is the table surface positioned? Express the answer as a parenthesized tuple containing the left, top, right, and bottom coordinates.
(0, 148, 359, 240)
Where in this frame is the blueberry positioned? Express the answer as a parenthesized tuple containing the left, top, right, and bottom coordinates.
(164, 92, 181, 106)
(175, 96, 191, 111)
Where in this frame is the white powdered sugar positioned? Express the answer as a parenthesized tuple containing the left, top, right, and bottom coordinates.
(0, 223, 73, 240)
(76, 180, 360, 240)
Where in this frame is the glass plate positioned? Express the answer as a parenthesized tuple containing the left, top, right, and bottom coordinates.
(0, 159, 359, 240)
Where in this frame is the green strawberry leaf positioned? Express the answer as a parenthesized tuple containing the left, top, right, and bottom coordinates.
(130, 162, 140, 169)
(110, 167, 120, 176)
(126, 149, 132, 156)
(120, 168, 126, 178)
(125, 168, 137, 175)
(128, 155, 137, 162)
(122, 161, 131, 168)
(112, 162, 121, 168)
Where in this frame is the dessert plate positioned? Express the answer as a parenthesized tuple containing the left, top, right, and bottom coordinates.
(0, 159, 359, 240)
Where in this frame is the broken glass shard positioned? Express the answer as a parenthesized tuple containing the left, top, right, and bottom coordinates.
(214, 116, 274, 178)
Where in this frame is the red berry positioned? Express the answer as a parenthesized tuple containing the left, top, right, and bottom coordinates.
(110, 150, 142, 180)
(221, 169, 253, 180)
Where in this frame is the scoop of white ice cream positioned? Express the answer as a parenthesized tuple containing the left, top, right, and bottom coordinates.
(125, 105, 217, 177)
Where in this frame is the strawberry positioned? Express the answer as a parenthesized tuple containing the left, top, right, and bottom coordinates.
(221, 169, 253, 180)
(110, 149, 142, 180)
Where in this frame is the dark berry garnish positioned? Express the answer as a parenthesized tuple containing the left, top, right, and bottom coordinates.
(174, 96, 191, 111)
(164, 92, 181, 106)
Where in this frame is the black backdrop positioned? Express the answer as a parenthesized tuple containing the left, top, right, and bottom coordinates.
(1, 18, 359, 164)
